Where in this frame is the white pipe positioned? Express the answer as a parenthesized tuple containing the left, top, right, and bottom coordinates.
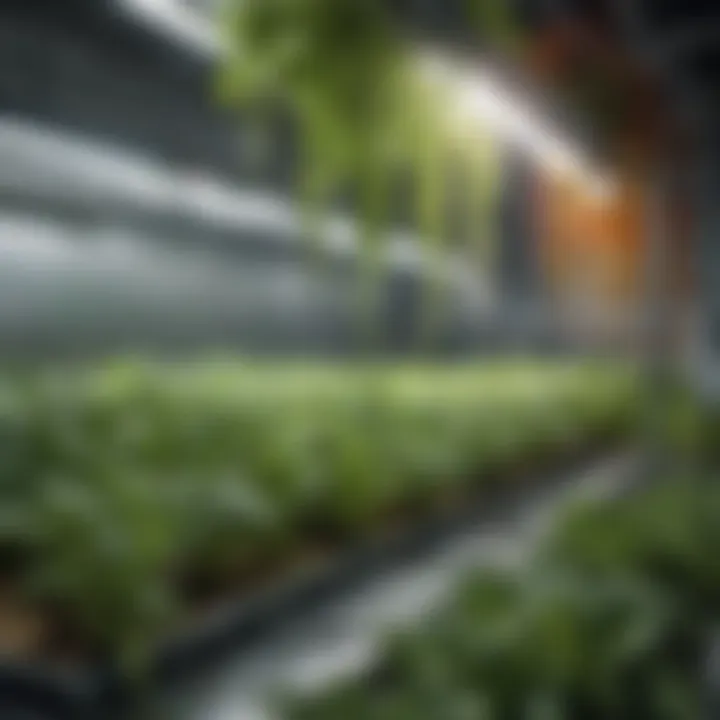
(0, 119, 489, 290)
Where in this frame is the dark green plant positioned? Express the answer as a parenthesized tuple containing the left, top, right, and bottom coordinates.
(285, 475, 720, 720)
(0, 360, 633, 664)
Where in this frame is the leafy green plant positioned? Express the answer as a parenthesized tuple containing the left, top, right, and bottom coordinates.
(285, 475, 720, 720)
(219, 0, 508, 351)
(0, 360, 635, 666)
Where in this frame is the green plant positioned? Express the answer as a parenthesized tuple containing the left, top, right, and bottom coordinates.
(219, 0, 508, 350)
(285, 475, 720, 720)
(0, 360, 634, 666)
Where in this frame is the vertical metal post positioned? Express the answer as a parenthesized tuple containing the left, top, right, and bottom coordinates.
(688, 124, 720, 468)
(641, 162, 673, 477)
(692, 136, 720, 397)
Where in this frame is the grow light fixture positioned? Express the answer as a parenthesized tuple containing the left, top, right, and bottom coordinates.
(417, 51, 618, 202)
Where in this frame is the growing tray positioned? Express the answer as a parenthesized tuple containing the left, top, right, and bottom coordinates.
(0, 444, 627, 720)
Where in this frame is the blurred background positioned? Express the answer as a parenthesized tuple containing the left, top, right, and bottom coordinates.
(0, 0, 673, 361)
(2, 1, 720, 719)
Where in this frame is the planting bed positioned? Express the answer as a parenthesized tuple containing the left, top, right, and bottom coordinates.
(284, 475, 720, 720)
(0, 360, 636, 714)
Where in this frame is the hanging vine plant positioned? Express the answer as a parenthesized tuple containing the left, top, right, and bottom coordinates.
(217, 0, 416, 234)
(218, 0, 507, 351)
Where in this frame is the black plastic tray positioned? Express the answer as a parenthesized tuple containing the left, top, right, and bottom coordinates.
(0, 447, 623, 719)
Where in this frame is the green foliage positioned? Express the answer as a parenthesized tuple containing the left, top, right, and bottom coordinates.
(0, 360, 633, 666)
(217, 0, 517, 218)
(219, 0, 414, 207)
(286, 474, 720, 720)
(219, 0, 508, 347)
(545, 478, 720, 620)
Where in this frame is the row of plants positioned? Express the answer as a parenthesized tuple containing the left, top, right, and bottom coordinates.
(0, 360, 635, 671)
(284, 468, 720, 718)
